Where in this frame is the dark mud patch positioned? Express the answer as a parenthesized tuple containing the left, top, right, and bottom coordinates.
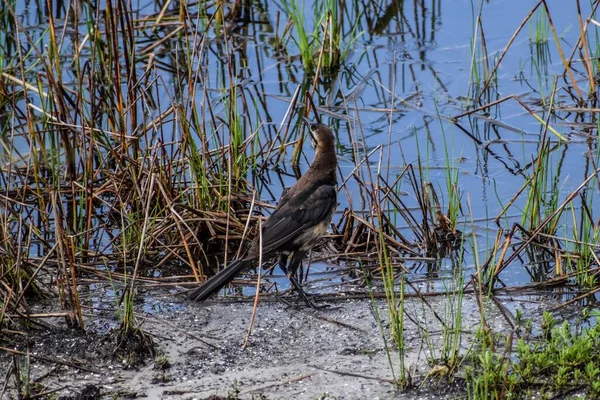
(0, 292, 537, 399)
(110, 325, 156, 367)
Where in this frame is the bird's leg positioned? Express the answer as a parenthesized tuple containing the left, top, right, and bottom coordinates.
(283, 251, 330, 309)
(288, 274, 325, 309)
(274, 252, 297, 305)
(278, 253, 289, 275)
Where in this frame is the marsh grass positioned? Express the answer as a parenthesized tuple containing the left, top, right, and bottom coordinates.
(398, 1, 600, 395)
(520, 138, 562, 234)
(467, 0, 497, 106)
(529, 6, 549, 45)
(277, 0, 361, 76)
(0, 0, 279, 343)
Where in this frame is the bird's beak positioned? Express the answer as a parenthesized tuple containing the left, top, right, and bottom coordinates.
(302, 117, 317, 146)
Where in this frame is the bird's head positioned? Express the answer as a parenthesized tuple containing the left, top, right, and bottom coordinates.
(303, 118, 335, 151)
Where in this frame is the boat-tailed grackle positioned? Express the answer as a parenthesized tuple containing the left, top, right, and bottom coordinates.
(187, 119, 337, 307)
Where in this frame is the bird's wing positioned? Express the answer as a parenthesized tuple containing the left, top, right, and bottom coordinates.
(258, 183, 337, 253)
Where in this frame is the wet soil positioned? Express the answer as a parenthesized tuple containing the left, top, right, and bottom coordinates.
(0, 292, 520, 399)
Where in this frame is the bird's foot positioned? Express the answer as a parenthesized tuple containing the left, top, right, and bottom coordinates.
(283, 277, 336, 309)
(298, 291, 332, 310)
(276, 294, 331, 310)
(275, 289, 332, 310)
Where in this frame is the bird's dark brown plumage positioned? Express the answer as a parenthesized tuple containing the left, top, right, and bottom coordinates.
(187, 121, 337, 305)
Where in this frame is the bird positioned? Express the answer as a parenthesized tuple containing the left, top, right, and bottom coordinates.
(187, 119, 337, 307)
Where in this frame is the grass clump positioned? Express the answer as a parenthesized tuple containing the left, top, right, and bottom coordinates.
(529, 6, 549, 45)
(277, 0, 361, 74)
(466, 310, 600, 399)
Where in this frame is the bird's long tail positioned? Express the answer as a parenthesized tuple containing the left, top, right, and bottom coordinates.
(187, 259, 252, 302)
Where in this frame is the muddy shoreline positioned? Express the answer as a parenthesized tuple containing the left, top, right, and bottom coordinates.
(0, 291, 524, 399)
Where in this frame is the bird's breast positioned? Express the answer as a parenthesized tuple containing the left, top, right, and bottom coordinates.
(295, 217, 332, 252)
